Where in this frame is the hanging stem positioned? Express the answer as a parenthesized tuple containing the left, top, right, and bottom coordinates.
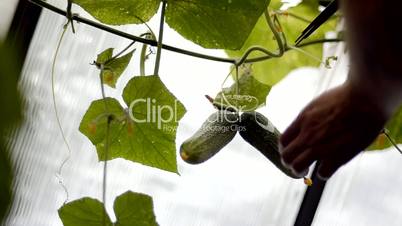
(102, 117, 111, 226)
(52, 23, 72, 204)
(154, 1, 167, 76)
(98, 65, 110, 226)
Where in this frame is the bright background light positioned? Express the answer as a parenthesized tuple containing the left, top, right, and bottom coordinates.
(1, 1, 402, 226)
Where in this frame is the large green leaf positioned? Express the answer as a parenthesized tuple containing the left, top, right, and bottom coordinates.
(58, 192, 158, 226)
(114, 191, 158, 226)
(120, 75, 186, 173)
(96, 48, 134, 88)
(165, 0, 269, 50)
(369, 106, 402, 150)
(72, 0, 161, 25)
(214, 65, 271, 111)
(227, 0, 337, 85)
(79, 76, 186, 173)
(58, 198, 112, 226)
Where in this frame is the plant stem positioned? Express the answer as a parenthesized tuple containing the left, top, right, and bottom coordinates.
(102, 117, 111, 226)
(104, 41, 135, 65)
(52, 23, 71, 204)
(140, 43, 148, 76)
(30, 0, 343, 65)
(154, 1, 167, 76)
(99, 66, 110, 226)
(265, 8, 285, 55)
(235, 7, 285, 66)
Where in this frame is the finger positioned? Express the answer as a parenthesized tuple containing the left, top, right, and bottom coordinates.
(290, 148, 315, 176)
(280, 135, 308, 166)
(316, 153, 351, 180)
(280, 113, 304, 147)
(317, 160, 339, 181)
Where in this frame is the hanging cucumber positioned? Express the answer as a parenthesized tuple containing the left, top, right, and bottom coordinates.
(180, 110, 239, 164)
(239, 111, 299, 179)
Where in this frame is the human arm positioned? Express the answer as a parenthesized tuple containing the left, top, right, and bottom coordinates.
(279, 0, 402, 179)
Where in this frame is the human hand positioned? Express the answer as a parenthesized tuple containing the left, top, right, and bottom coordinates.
(279, 82, 387, 180)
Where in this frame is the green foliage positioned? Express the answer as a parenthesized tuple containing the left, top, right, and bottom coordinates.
(79, 97, 125, 145)
(58, 191, 158, 226)
(369, 106, 402, 150)
(214, 65, 271, 111)
(0, 44, 21, 129)
(79, 76, 186, 173)
(72, 0, 269, 49)
(114, 191, 159, 226)
(227, 0, 337, 85)
(0, 42, 22, 223)
(96, 48, 134, 88)
(165, 0, 269, 49)
(0, 141, 12, 223)
(71, 0, 161, 25)
(58, 198, 112, 226)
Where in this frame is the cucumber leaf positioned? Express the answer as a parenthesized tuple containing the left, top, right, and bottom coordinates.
(58, 198, 112, 226)
(96, 48, 134, 88)
(226, 0, 338, 85)
(165, 0, 269, 50)
(58, 191, 158, 226)
(214, 65, 271, 111)
(114, 191, 159, 226)
(79, 76, 186, 173)
(120, 76, 186, 173)
(71, 0, 161, 25)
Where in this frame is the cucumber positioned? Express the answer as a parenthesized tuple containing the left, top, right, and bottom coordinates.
(180, 110, 239, 164)
(239, 111, 298, 178)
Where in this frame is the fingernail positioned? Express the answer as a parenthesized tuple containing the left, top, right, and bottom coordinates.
(280, 158, 291, 168)
(317, 173, 329, 181)
(292, 168, 308, 178)
(278, 143, 284, 154)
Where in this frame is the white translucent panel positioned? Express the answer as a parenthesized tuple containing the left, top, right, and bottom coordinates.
(312, 149, 402, 226)
(0, 0, 18, 39)
(4, 2, 343, 226)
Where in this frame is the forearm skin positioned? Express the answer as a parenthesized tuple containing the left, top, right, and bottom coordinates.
(342, 0, 402, 117)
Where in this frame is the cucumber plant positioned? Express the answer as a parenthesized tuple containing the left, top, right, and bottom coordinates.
(27, 0, 402, 225)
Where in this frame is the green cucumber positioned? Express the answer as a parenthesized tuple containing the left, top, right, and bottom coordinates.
(180, 111, 239, 164)
(239, 111, 298, 178)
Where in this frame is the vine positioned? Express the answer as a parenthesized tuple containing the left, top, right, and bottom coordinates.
(51, 21, 71, 204)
